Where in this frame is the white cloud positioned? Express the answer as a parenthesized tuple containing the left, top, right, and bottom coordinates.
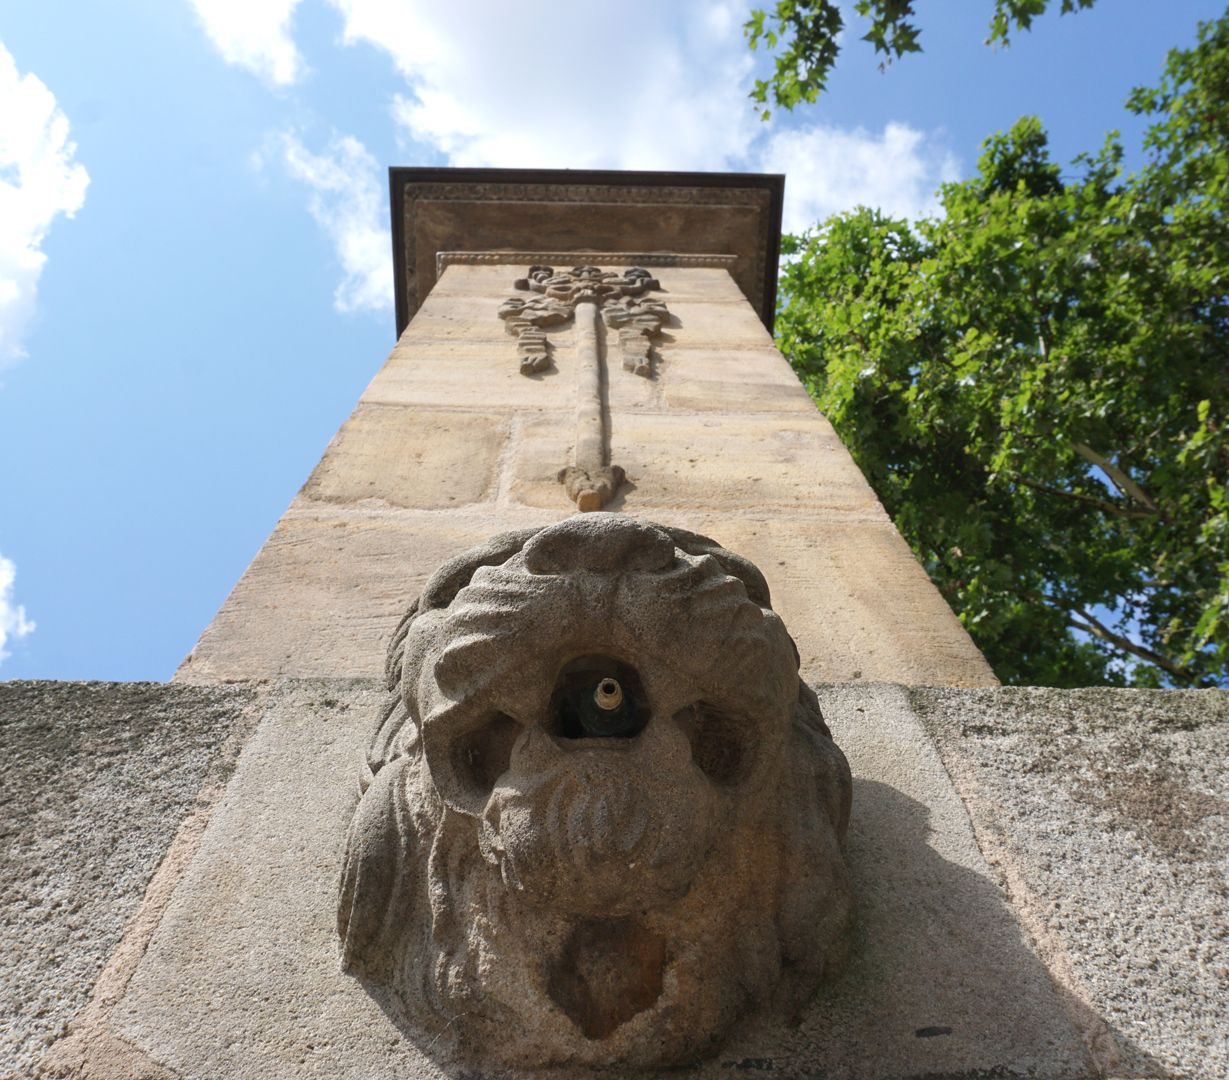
(0, 554, 34, 665)
(334, 0, 759, 171)
(188, 0, 306, 86)
(280, 132, 391, 313)
(326, 1, 955, 230)
(0, 41, 90, 367)
(762, 121, 960, 233)
(190, 2, 960, 303)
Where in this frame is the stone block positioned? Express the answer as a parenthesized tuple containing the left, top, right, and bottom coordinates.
(662, 373, 815, 414)
(30, 682, 1225, 1078)
(659, 344, 808, 388)
(362, 337, 578, 412)
(664, 297, 778, 348)
(301, 405, 506, 510)
(406, 290, 772, 351)
(412, 287, 766, 346)
(911, 685, 1229, 1079)
(178, 507, 993, 689)
(640, 514, 998, 687)
(511, 413, 888, 516)
(399, 295, 515, 343)
(367, 337, 812, 419)
(608, 344, 817, 415)
(175, 508, 563, 683)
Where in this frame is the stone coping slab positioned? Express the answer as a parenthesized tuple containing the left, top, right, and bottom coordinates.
(58, 680, 1087, 1079)
(27, 681, 1224, 1078)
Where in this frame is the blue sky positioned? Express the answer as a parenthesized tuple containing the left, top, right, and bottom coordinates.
(0, 1, 1222, 680)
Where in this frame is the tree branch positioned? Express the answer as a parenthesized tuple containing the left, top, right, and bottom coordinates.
(1068, 606, 1195, 684)
(1009, 585, 1196, 684)
(1011, 474, 1158, 519)
(1072, 443, 1159, 511)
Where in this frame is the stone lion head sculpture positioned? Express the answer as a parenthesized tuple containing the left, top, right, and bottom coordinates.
(338, 514, 853, 1068)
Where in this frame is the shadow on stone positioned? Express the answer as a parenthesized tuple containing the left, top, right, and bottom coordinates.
(797, 777, 1172, 1080)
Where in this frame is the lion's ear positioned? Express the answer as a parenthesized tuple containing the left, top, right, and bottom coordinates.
(338, 757, 417, 977)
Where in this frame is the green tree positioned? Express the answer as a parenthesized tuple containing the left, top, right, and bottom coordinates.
(746, 1, 1095, 117)
(776, 15, 1229, 687)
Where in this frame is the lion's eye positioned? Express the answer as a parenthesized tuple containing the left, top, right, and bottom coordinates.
(673, 702, 751, 786)
(452, 712, 521, 800)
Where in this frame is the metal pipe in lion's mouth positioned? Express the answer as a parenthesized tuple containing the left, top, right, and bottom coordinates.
(550, 656, 649, 741)
(594, 678, 623, 711)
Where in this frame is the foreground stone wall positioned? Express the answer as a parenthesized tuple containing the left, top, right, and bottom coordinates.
(910, 686, 1229, 1080)
(5, 680, 1224, 1079)
(177, 263, 994, 688)
(0, 682, 262, 1079)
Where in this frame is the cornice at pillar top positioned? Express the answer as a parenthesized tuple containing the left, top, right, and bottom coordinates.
(390, 167, 784, 338)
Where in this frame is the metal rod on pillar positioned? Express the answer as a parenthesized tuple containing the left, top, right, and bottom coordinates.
(562, 299, 621, 512)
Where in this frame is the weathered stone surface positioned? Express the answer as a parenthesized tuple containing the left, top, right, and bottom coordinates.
(302, 405, 506, 509)
(393, 295, 516, 343)
(179, 263, 997, 690)
(176, 507, 561, 683)
(912, 685, 1229, 1080)
(0, 681, 260, 1079)
(177, 508, 997, 688)
(662, 373, 815, 413)
(363, 336, 582, 412)
(338, 516, 853, 1068)
(510, 413, 889, 515)
(660, 514, 998, 688)
(366, 338, 816, 417)
(22, 681, 1224, 1078)
(393, 294, 774, 353)
(80, 679, 1093, 1080)
(658, 296, 778, 348)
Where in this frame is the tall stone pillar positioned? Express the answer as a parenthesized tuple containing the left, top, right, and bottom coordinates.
(176, 170, 994, 689)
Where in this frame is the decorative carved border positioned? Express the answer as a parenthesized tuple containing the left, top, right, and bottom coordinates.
(389, 169, 784, 338)
(437, 251, 739, 274)
(409, 183, 769, 205)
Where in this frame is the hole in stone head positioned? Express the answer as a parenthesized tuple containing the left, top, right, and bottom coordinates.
(674, 702, 750, 786)
(549, 655, 649, 740)
(547, 918, 666, 1039)
(451, 712, 521, 799)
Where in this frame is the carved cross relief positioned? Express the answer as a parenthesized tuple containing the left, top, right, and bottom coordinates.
(498, 266, 669, 512)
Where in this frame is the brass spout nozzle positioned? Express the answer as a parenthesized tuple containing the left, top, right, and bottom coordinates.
(594, 678, 623, 711)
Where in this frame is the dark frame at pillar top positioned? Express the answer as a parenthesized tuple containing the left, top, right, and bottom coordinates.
(388, 167, 786, 339)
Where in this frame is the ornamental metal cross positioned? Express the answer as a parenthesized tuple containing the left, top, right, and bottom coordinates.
(498, 266, 670, 511)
